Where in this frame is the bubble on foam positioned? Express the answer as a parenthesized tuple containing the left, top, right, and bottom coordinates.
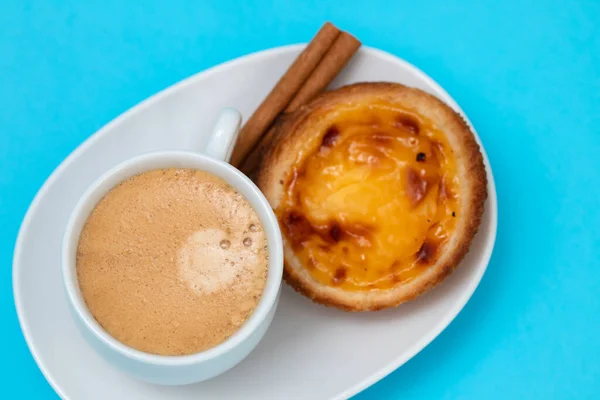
(249, 224, 258, 232)
(243, 237, 252, 247)
(220, 239, 231, 249)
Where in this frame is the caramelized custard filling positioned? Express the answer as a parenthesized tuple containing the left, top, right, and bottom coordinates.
(278, 103, 461, 291)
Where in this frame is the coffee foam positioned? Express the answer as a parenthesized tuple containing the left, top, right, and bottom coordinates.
(76, 168, 268, 356)
(178, 227, 264, 294)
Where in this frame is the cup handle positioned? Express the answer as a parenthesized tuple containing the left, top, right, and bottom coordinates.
(203, 108, 242, 163)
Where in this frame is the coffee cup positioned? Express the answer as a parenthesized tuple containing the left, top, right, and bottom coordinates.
(61, 108, 283, 385)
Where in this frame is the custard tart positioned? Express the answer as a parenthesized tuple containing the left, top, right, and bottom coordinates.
(258, 82, 487, 311)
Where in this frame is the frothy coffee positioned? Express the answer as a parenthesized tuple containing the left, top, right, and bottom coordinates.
(76, 168, 268, 356)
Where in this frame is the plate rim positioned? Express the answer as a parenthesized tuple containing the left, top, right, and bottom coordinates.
(12, 44, 498, 400)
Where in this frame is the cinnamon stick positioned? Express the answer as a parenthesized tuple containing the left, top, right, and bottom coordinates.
(230, 22, 340, 166)
(286, 32, 361, 111)
(240, 31, 361, 177)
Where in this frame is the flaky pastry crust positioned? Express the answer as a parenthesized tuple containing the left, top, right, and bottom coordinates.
(258, 82, 487, 311)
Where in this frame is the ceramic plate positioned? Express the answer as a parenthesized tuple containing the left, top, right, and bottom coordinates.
(13, 45, 497, 399)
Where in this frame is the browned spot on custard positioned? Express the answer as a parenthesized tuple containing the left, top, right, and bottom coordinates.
(406, 168, 429, 206)
(390, 260, 401, 272)
(321, 221, 373, 245)
(282, 209, 376, 251)
(282, 211, 314, 247)
(321, 125, 340, 148)
(329, 222, 342, 242)
(416, 241, 438, 264)
(333, 267, 347, 285)
(393, 115, 420, 134)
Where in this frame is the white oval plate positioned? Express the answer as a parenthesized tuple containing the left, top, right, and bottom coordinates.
(13, 45, 497, 400)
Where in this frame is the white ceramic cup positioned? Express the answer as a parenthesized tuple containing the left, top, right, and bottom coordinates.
(61, 108, 283, 385)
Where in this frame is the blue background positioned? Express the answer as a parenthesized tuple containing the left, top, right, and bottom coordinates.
(2, 0, 599, 398)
